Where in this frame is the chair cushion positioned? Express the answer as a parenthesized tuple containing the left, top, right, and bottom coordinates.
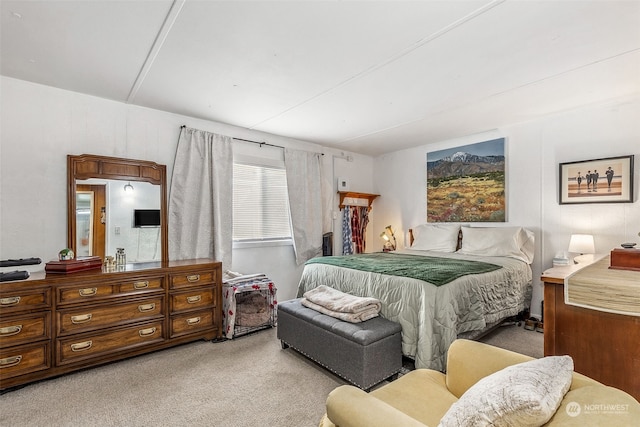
(370, 369, 457, 427)
(438, 356, 573, 427)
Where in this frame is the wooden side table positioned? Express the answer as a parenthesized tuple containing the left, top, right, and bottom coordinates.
(542, 258, 640, 401)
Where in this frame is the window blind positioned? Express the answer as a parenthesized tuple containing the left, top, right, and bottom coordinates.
(232, 162, 292, 241)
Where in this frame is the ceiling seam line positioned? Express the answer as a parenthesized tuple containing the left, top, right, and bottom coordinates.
(126, 0, 185, 103)
(337, 48, 640, 144)
(480, 47, 640, 99)
(246, 0, 507, 130)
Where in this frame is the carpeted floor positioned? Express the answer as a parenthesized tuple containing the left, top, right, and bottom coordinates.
(478, 320, 544, 358)
(0, 329, 343, 427)
(0, 323, 542, 427)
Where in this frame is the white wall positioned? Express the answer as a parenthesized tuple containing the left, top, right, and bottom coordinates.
(3, 76, 637, 312)
(0, 77, 374, 300)
(372, 96, 640, 319)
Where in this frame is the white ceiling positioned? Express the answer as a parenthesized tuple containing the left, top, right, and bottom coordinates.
(2, 0, 639, 156)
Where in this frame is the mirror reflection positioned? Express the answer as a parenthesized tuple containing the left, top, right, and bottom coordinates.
(76, 179, 161, 263)
(75, 191, 96, 257)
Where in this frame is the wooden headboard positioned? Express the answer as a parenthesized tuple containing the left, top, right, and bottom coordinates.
(408, 228, 464, 251)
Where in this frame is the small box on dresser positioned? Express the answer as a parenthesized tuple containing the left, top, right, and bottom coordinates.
(610, 248, 640, 271)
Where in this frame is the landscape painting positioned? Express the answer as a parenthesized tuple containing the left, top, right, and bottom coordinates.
(427, 138, 506, 222)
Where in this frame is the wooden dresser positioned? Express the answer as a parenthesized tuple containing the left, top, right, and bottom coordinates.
(0, 259, 221, 390)
(542, 261, 640, 401)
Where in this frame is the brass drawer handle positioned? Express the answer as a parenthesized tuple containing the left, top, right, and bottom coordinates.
(134, 281, 149, 289)
(138, 303, 156, 313)
(0, 355, 22, 368)
(186, 317, 201, 326)
(0, 296, 21, 306)
(138, 327, 157, 337)
(0, 325, 23, 337)
(186, 295, 202, 304)
(71, 313, 93, 324)
(186, 274, 200, 283)
(78, 288, 97, 297)
(70, 341, 93, 352)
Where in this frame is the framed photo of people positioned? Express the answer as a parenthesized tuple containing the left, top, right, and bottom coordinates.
(559, 155, 634, 204)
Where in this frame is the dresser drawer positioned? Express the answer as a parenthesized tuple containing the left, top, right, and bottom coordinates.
(0, 312, 50, 348)
(0, 342, 51, 380)
(170, 271, 215, 290)
(57, 297, 164, 336)
(0, 288, 51, 314)
(58, 283, 115, 304)
(118, 277, 164, 293)
(57, 321, 164, 365)
(170, 288, 215, 313)
(57, 277, 164, 305)
(170, 310, 214, 338)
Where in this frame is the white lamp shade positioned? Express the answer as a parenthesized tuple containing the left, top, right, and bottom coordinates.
(568, 234, 595, 254)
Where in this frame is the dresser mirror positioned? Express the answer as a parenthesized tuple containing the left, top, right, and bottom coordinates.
(67, 154, 168, 263)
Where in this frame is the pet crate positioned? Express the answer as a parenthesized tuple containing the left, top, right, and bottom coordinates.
(222, 273, 277, 339)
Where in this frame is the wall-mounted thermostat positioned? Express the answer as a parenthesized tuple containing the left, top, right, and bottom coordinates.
(337, 177, 349, 191)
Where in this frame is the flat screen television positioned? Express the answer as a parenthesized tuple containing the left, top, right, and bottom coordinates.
(133, 209, 161, 228)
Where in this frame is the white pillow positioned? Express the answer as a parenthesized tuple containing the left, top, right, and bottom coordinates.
(411, 224, 461, 252)
(438, 356, 573, 427)
(458, 226, 535, 263)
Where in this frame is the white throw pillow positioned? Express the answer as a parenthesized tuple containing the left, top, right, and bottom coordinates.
(458, 226, 535, 263)
(411, 224, 461, 252)
(438, 356, 574, 427)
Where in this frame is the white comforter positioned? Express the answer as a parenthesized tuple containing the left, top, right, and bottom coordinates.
(296, 249, 532, 371)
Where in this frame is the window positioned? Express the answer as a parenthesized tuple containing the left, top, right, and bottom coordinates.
(232, 157, 292, 245)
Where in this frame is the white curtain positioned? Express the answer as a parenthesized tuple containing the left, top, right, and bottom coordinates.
(168, 127, 233, 270)
(285, 148, 323, 265)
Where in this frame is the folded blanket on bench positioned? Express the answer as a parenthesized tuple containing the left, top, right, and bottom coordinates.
(301, 285, 381, 323)
(301, 298, 379, 323)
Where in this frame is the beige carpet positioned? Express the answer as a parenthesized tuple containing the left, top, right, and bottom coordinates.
(478, 321, 544, 358)
(0, 323, 542, 427)
(0, 329, 344, 427)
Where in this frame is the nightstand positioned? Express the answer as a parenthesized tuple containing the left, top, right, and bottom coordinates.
(541, 254, 640, 401)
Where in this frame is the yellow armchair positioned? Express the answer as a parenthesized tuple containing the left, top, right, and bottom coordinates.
(321, 339, 640, 427)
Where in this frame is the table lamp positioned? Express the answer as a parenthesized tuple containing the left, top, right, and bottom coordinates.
(568, 234, 595, 264)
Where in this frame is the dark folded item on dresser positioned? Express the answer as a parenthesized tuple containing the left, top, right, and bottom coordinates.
(0, 257, 42, 267)
(0, 270, 30, 282)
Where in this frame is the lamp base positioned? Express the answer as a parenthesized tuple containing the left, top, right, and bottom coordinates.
(573, 254, 597, 265)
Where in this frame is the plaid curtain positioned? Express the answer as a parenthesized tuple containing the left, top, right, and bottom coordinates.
(342, 208, 353, 255)
(350, 206, 369, 254)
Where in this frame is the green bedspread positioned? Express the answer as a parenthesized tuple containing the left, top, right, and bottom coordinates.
(305, 252, 501, 286)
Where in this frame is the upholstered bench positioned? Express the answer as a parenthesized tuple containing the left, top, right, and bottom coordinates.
(277, 298, 402, 390)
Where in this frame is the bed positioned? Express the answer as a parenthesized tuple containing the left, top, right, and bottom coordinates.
(296, 225, 534, 371)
